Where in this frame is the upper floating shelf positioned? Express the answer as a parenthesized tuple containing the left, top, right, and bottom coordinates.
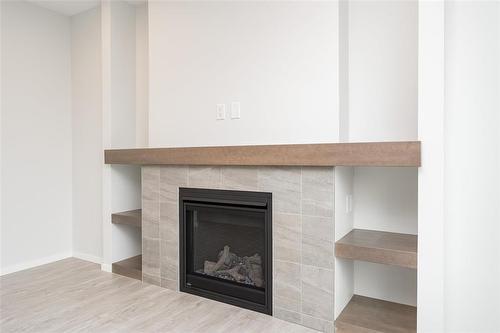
(104, 141, 421, 167)
(335, 229, 417, 269)
(111, 209, 141, 228)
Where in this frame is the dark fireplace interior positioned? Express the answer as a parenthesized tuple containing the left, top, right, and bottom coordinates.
(179, 188, 272, 314)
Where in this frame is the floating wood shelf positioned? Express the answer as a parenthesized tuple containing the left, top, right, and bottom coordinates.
(335, 229, 417, 269)
(335, 295, 417, 333)
(111, 209, 141, 228)
(104, 141, 421, 167)
(112, 255, 142, 281)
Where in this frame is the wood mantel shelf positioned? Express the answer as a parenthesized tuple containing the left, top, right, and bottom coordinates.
(104, 141, 420, 167)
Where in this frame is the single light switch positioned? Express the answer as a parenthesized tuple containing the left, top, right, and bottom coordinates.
(216, 104, 226, 120)
(231, 102, 241, 119)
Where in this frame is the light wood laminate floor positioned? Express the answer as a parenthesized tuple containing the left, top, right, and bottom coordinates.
(0, 258, 317, 333)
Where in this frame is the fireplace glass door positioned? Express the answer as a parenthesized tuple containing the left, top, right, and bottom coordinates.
(180, 188, 272, 314)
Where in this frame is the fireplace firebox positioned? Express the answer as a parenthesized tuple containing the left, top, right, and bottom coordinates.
(179, 188, 272, 314)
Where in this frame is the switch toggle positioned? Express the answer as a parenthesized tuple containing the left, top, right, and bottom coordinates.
(216, 104, 226, 120)
(231, 102, 241, 119)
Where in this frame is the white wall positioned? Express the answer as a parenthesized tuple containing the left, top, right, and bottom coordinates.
(110, 1, 142, 263)
(110, 0, 136, 149)
(148, 1, 339, 147)
(1, 1, 72, 273)
(352, 167, 418, 306)
(103, 1, 142, 265)
(346, 0, 418, 307)
(444, 1, 500, 331)
(71, 6, 103, 264)
(135, 3, 148, 148)
(334, 167, 354, 318)
(353, 167, 417, 234)
(348, 0, 417, 142)
(418, 1, 445, 330)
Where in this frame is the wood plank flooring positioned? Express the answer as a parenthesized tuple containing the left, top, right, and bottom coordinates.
(0, 258, 317, 333)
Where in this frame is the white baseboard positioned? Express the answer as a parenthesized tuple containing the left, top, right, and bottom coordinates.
(72, 252, 102, 264)
(0, 252, 72, 276)
(101, 263, 112, 272)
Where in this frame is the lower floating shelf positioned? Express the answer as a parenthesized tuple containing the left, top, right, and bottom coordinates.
(112, 255, 142, 281)
(335, 295, 417, 333)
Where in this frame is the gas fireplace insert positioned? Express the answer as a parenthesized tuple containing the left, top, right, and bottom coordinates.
(179, 188, 272, 314)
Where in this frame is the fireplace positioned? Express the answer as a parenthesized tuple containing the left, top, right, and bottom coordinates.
(179, 187, 272, 314)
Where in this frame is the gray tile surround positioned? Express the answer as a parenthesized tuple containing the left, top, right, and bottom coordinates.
(141, 166, 334, 332)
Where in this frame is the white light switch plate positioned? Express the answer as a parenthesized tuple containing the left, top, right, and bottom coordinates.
(231, 102, 241, 119)
(216, 104, 226, 120)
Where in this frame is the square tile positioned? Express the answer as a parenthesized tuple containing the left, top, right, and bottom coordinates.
(142, 237, 160, 277)
(302, 315, 334, 333)
(302, 235, 334, 269)
(161, 278, 178, 291)
(302, 265, 334, 294)
(160, 167, 187, 203)
(142, 166, 160, 202)
(302, 167, 334, 217)
(142, 201, 159, 239)
(160, 240, 178, 281)
(274, 260, 301, 301)
(222, 167, 259, 190)
(301, 265, 334, 322)
(160, 202, 178, 242)
(274, 213, 301, 263)
(302, 215, 334, 243)
(301, 280, 334, 321)
(188, 166, 222, 188)
(258, 167, 301, 214)
(274, 295, 300, 313)
(142, 273, 161, 287)
(274, 307, 302, 325)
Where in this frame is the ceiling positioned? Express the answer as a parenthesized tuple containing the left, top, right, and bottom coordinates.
(28, 1, 100, 16)
(28, 0, 146, 17)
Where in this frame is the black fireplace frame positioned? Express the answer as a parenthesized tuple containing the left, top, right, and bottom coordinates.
(179, 187, 272, 315)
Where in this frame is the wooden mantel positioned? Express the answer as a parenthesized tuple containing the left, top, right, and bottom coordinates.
(104, 141, 420, 167)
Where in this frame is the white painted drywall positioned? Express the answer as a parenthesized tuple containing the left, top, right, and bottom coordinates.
(71, 6, 103, 264)
(148, 1, 339, 147)
(110, 0, 136, 149)
(348, 0, 417, 142)
(417, 1, 445, 330)
(135, 3, 148, 147)
(1, 1, 72, 273)
(353, 167, 417, 235)
(444, 1, 500, 331)
(107, 1, 142, 264)
(101, 0, 113, 271)
(352, 167, 418, 306)
(334, 167, 354, 318)
(354, 261, 417, 306)
(346, 0, 418, 307)
(111, 165, 141, 262)
(338, 0, 349, 143)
